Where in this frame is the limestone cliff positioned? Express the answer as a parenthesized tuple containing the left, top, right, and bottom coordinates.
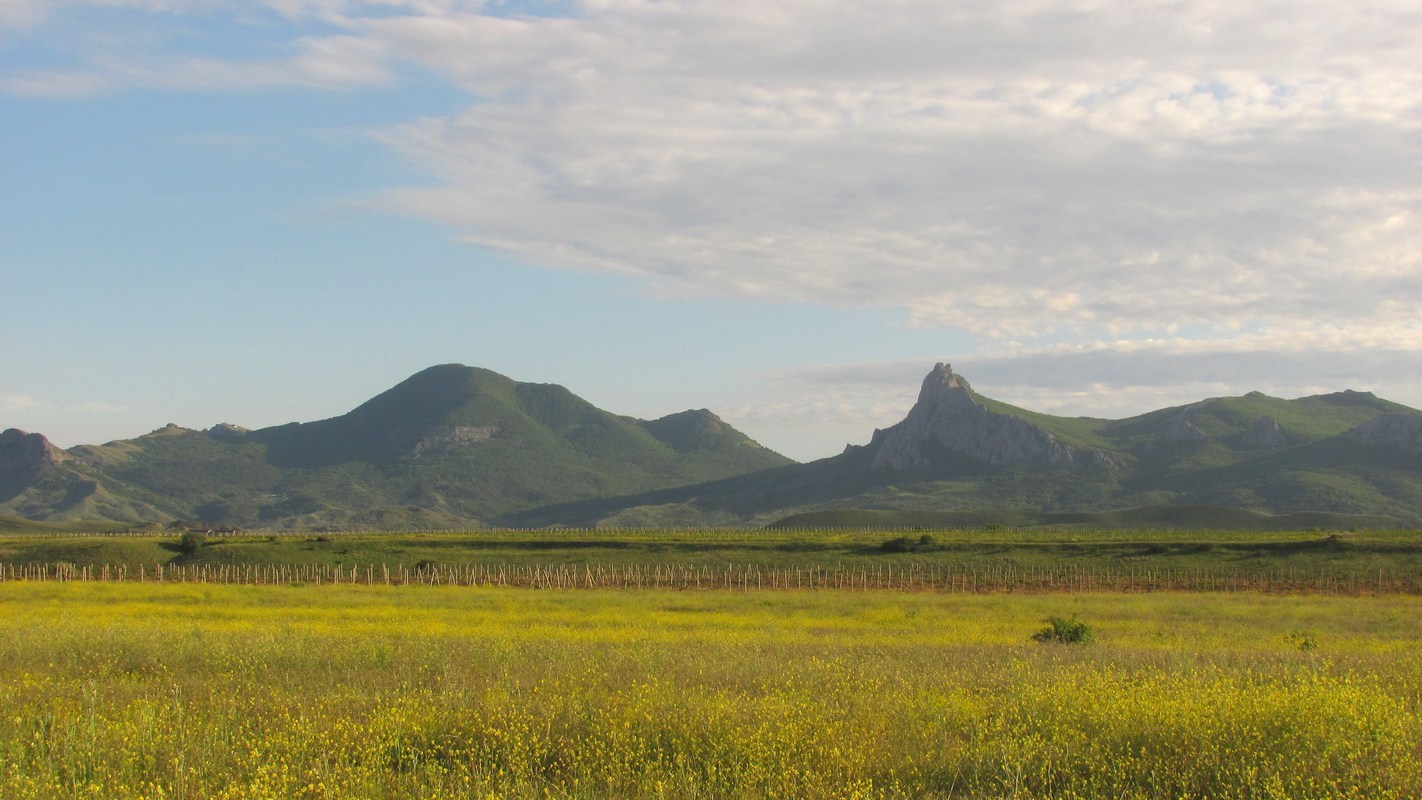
(1, 429, 70, 496)
(1241, 416, 1287, 448)
(0, 429, 69, 467)
(1343, 413, 1422, 454)
(868, 364, 1114, 472)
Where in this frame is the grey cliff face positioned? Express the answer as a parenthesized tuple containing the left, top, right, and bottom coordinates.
(1160, 414, 1207, 443)
(0, 429, 70, 495)
(869, 363, 1110, 471)
(206, 423, 251, 443)
(0, 428, 68, 467)
(1241, 416, 1287, 448)
(1343, 413, 1422, 454)
(411, 425, 500, 457)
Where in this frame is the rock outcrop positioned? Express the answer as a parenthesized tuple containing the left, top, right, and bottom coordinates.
(206, 423, 250, 442)
(1343, 413, 1422, 454)
(411, 425, 500, 457)
(869, 364, 1114, 471)
(1160, 414, 1207, 443)
(1241, 416, 1287, 448)
(0, 428, 69, 466)
(0, 429, 71, 501)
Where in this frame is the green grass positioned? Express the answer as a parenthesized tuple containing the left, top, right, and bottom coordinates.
(1, 582, 1420, 798)
(0, 515, 133, 535)
(3, 527, 1421, 591)
(975, 395, 1115, 450)
(769, 504, 1407, 530)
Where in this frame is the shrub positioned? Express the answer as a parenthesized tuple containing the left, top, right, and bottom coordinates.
(1032, 616, 1095, 645)
(177, 531, 206, 553)
(880, 536, 916, 553)
(880, 533, 938, 553)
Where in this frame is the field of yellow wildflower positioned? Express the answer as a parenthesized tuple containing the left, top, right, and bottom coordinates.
(2, 582, 1420, 798)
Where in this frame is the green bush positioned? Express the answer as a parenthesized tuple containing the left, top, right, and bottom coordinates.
(1032, 616, 1095, 645)
(880, 536, 916, 553)
(880, 533, 937, 553)
(177, 531, 206, 553)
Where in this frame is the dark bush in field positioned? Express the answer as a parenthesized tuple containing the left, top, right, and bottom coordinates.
(177, 531, 206, 553)
(880, 534, 937, 553)
(1032, 616, 1095, 644)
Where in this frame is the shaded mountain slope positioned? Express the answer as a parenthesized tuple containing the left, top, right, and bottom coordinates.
(0, 365, 790, 529)
(505, 363, 1422, 527)
(6, 361, 1420, 529)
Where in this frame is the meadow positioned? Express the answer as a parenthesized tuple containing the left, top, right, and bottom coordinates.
(5, 526, 1422, 589)
(2, 579, 1421, 798)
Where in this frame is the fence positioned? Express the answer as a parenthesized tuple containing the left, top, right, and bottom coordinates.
(1, 561, 1417, 594)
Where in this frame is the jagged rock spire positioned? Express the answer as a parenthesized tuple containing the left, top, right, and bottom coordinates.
(869, 364, 1113, 472)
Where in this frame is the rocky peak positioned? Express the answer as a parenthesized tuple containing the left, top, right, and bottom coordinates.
(919, 361, 974, 396)
(206, 423, 250, 442)
(0, 428, 69, 466)
(1, 429, 70, 496)
(869, 364, 1113, 472)
(144, 423, 196, 438)
(887, 363, 984, 435)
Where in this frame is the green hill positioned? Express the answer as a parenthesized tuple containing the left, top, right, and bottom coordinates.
(0, 365, 790, 529)
(503, 364, 1422, 528)
(7, 362, 1421, 530)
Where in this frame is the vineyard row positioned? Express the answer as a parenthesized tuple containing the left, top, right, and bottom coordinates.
(2, 561, 1418, 594)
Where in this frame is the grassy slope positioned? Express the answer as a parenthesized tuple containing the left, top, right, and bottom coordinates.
(30, 366, 791, 529)
(502, 387, 1422, 528)
(0, 514, 134, 534)
(11, 372, 1419, 530)
(974, 395, 1115, 450)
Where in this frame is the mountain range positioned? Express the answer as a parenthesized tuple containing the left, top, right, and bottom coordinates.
(0, 364, 790, 529)
(4, 362, 1421, 529)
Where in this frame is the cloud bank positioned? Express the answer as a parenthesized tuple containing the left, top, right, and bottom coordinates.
(8, 0, 1419, 345)
(5, 1, 1419, 458)
(363, 0, 1421, 347)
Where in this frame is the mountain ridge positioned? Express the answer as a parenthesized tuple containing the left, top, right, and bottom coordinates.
(4, 361, 1421, 529)
(502, 362, 1422, 528)
(0, 364, 790, 529)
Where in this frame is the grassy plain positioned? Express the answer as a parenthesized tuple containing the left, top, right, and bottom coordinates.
(4, 527, 1422, 582)
(2, 581, 1421, 798)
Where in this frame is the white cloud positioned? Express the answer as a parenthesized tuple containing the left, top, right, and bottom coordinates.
(353, 0, 1422, 348)
(72, 401, 128, 414)
(0, 0, 46, 32)
(1, 69, 113, 96)
(0, 1, 398, 95)
(0, 393, 40, 414)
(5, 0, 1421, 380)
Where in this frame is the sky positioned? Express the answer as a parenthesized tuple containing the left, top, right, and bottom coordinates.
(2, 0, 1419, 462)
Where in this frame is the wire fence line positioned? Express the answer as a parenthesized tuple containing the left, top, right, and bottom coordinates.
(2, 561, 1417, 594)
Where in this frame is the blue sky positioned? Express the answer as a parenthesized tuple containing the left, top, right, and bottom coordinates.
(3, 1, 1420, 461)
